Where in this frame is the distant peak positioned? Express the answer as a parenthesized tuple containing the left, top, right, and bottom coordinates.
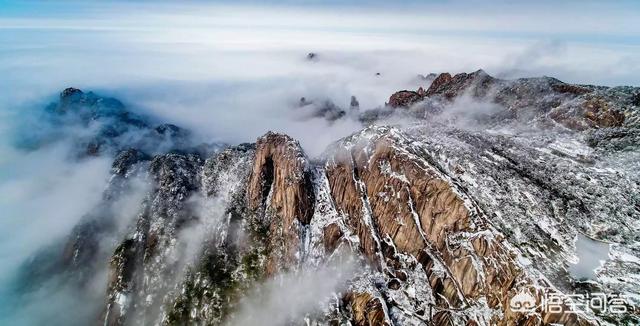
(61, 87, 83, 99)
(472, 69, 488, 76)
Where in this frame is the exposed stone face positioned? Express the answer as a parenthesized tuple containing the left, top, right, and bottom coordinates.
(387, 70, 497, 109)
(425, 70, 496, 99)
(89, 126, 610, 325)
(102, 152, 204, 326)
(111, 148, 150, 176)
(56, 148, 151, 282)
(351, 95, 360, 111)
(298, 98, 347, 121)
(247, 132, 315, 274)
(60, 87, 84, 102)
(323, 222, 344, 254)
(425, 72, 453, 96)
(549, 95, 626, 130)
(347, 292, 390, 326)
(387, 90, 424, 108)
(632, 92, 640, 106)
(325, 126, 595, 325)
(378, 71, 638, 140)
(582, 97, 625, 127)
(551, 83, 593, 95)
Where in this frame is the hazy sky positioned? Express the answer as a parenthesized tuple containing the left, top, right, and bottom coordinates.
(1, 0, 639, 150)
(1, 1, 638, 96)
(2, 1, 639, 40)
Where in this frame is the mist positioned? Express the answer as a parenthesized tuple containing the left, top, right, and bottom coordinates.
(0, 142, 112, 284)
(227, 257, 359, 326)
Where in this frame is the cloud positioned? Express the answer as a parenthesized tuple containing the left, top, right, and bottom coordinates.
(0, 141, 112, 325)
(0, 142, 112, 282)
(227, 256, 358, 326)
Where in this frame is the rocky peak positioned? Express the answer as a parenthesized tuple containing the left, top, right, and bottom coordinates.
(350, 95, 360, 111)
(60, 87, 84, 101)
(387, 90, 424, 108)
(427, 69, 497, 99)
(296, 97, 347, 121)
(379, 70, 637, 149)
(388, 70, 497, 108)
(111, 148, 151, 176)
(425, 72, 453, 96)
(632, 92, 640, 106)
(247, 132, 315, 274)
(149, 152, 203, 197)
(324, 126, 597, 325)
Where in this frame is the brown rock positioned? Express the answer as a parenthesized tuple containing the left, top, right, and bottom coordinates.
(247, 132, 315, 274)
(323, 222, 344, 254)
(425, 73, 453, 96)
(432, 311, 454, 326)
(387, 90, 423, 108)
(346, 292, 390, 326)
(583, 97, 625, 128)
(549, 96, 625, 130)
(325, 127, 592, 325)
(551, 83, 592, 95)
(417, 86, 426, 97)
(425, 70, 496, 99)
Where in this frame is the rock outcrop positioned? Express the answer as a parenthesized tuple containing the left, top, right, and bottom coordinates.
(388, 90, 424, 108)
(19, 87, 208, 157)
(247, 132, 315, 275)
(324, 126, 597, 325)
(425, 70, 497, 99)
(425, 72, 453, 96)
(378, 71, 637, 156)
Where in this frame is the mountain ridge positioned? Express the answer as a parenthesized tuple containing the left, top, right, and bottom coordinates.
(12, 71, 640, 325)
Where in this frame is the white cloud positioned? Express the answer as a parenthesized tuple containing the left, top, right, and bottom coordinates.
(0, 142, 112, 284)
(227, 257, 358, 326)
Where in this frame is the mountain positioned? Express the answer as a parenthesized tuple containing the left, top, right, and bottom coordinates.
(12, 72, 640, 325)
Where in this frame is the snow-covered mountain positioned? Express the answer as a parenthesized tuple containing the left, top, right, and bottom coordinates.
(13, 71, 640, 325)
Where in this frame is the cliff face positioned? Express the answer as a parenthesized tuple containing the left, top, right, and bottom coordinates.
(246, 132, 315, 276)
(16, 76, 640, 326)
(321, 126, 597, 326)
